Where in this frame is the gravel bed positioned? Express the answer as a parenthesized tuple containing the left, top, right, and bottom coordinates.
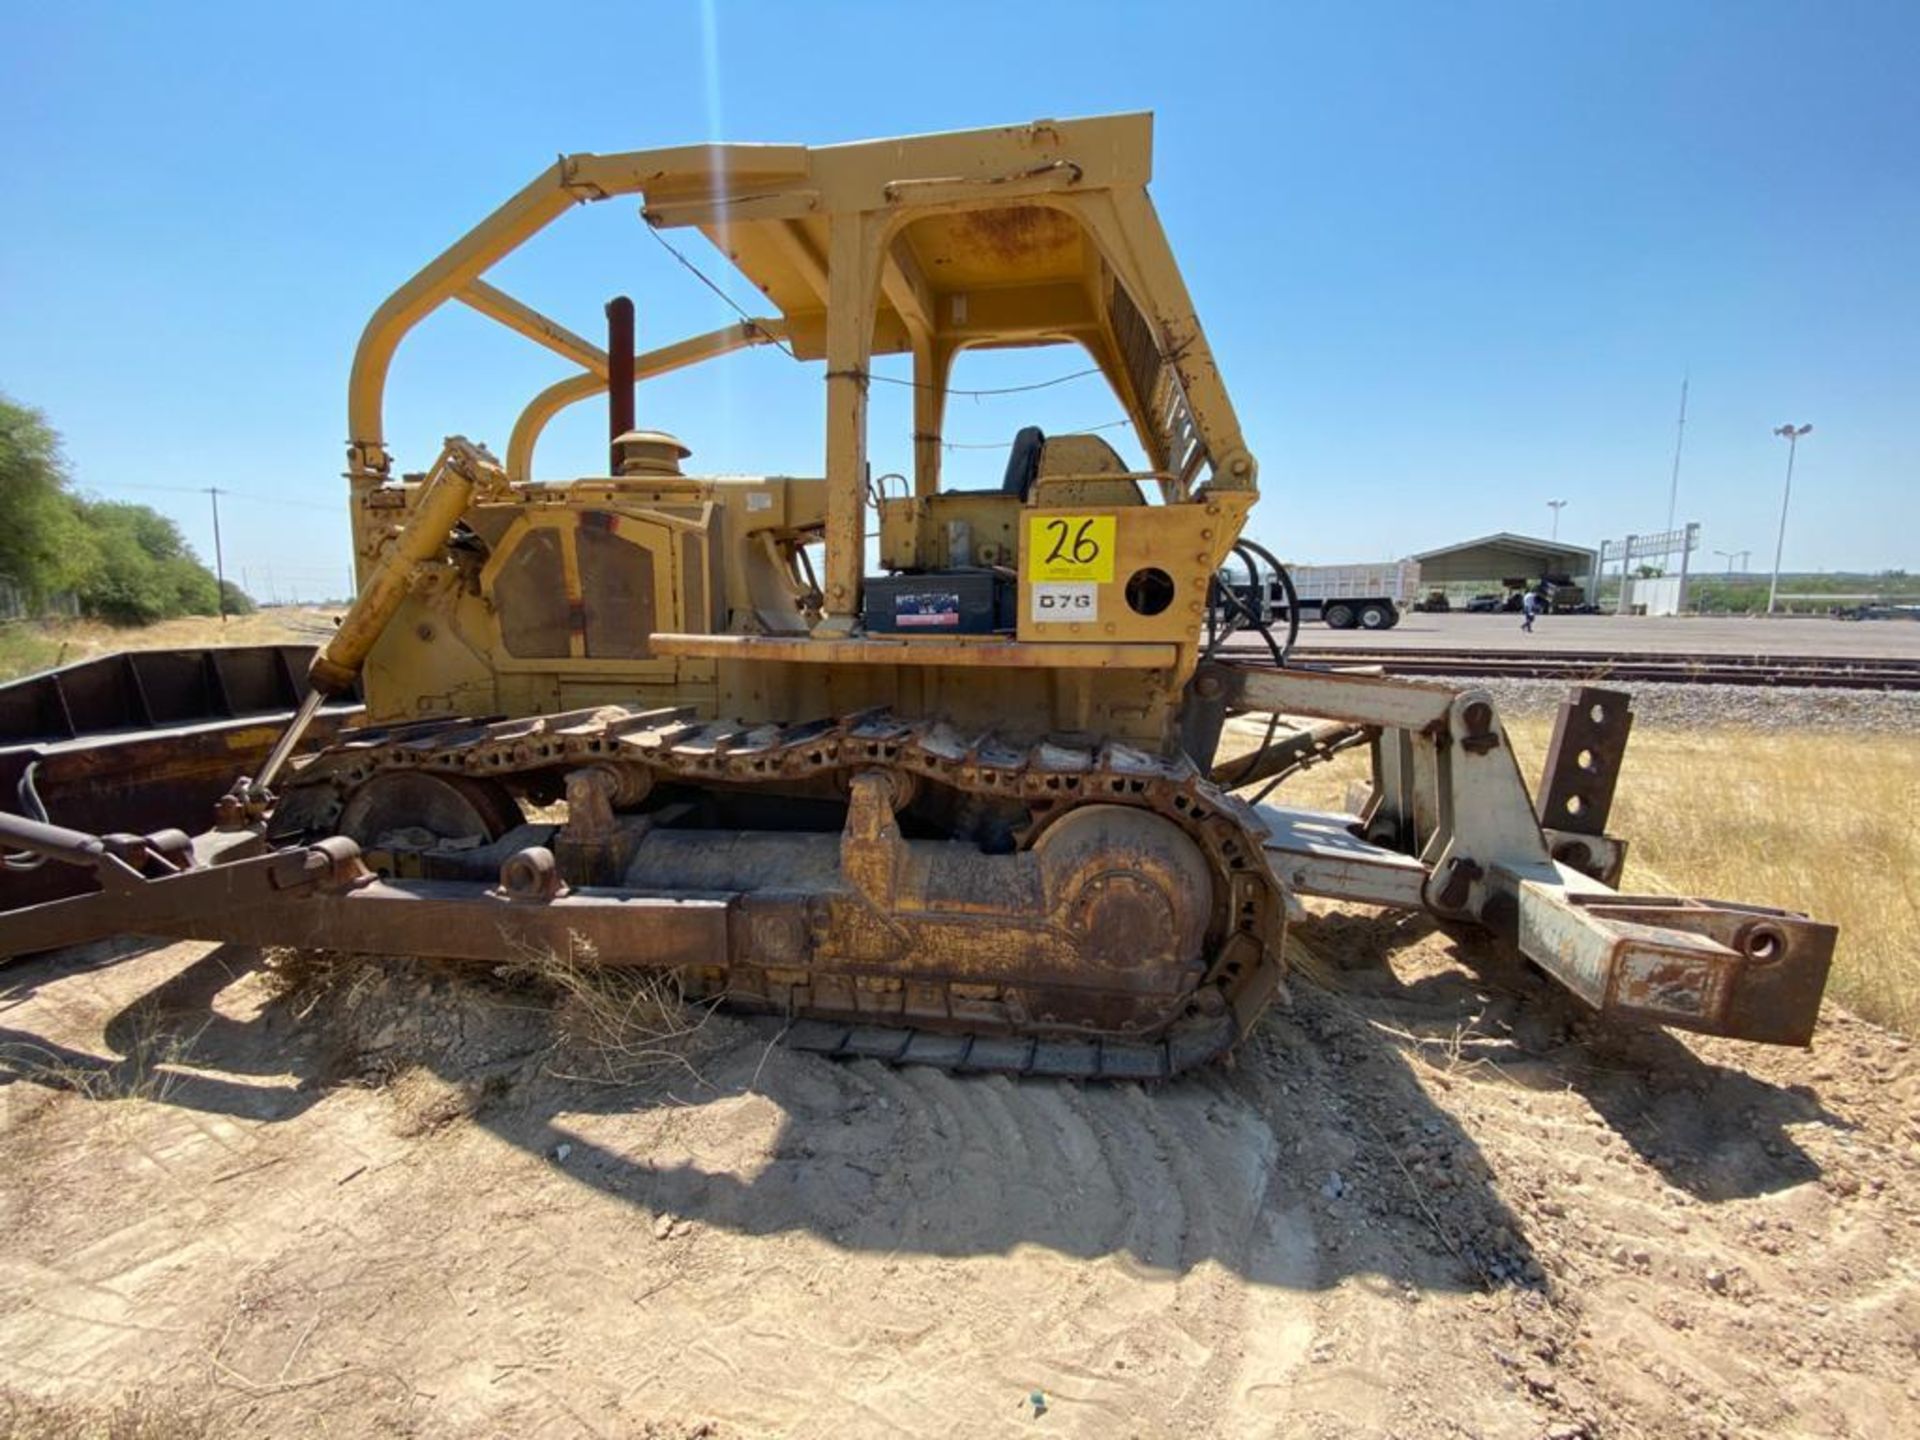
(1461, 678, 1920, 734)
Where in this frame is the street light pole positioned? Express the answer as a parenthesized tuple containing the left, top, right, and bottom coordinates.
(1666, 374, 1689, 533)
(1767, 424, 1811, 615)
(1547, 499, 1567, 541)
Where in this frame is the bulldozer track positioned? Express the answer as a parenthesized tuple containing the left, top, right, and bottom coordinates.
(283, 704, 1295, 1081)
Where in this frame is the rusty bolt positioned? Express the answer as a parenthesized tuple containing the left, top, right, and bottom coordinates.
(1434, 857, 1484, 912)
(1459, 700, 1501, 754)
(1195, 673, 1224, 699)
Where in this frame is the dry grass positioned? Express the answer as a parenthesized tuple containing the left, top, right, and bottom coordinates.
(0, 1001, 202, 1107)
(0, 607, 335, 682)
(1231, 714, 1920, 1036)
(0, 625, 64, 681)
(526, 945, 725, 1085)
(0, 1388, 210, 1440)
(1515, 719, 1920, 1037)
(263, 943, 724, 1087)
(258, 947, 382, 1019)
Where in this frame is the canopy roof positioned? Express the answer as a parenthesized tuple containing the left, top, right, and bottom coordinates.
(659, 119, 1153, 362)
(1411, 533, 1599, 584)
(350, 112, 1250, 497)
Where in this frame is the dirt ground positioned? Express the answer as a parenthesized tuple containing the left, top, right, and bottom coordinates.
(1, 916, 1915, 1439)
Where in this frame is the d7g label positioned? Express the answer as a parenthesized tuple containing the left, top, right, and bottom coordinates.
(1031, 581, 1099, 624)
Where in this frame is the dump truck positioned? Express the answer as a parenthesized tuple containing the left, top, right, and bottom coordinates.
(1216, 561, 1413, 632)
(1281, 561, 1419, 630)
(0, 115, 1834, 1075)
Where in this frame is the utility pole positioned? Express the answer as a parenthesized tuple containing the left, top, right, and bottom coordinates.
(1665, 375, 1689, 533)
(1547, 499, 1567, 541)
(1767, 424, 1812, 614)
(205, 487, 228, 624)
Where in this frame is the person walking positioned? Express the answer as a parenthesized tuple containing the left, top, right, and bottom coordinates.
(1520, 585, 1543, 634)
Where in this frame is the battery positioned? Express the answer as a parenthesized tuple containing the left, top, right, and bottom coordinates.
(863, 570, 1013, 635)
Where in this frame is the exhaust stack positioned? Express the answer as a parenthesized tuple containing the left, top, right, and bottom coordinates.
(606, 295, 635, 473)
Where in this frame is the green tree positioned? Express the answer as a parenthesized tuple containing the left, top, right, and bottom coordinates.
(219, 579, 257, 615)
(73, 499, 221, 624)
(3, 396, 232, 625)
(0, 393, 96, 602)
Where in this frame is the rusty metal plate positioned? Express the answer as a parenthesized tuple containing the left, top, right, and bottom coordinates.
(1516, 881, 1834, 1046)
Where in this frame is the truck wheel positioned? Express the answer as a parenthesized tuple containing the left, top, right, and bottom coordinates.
(1358, 602, 1392, 630)
(1324, 602, 1356, 629)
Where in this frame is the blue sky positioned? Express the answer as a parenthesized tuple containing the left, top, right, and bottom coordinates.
(3, 2, 1914, 598)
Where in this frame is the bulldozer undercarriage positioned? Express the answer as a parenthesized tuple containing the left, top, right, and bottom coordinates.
(50, 703, 1296, 1079)
(0, 668, 1837, 1077)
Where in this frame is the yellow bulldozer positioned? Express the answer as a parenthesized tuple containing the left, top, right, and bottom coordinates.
(0, 114, 1833, 1076)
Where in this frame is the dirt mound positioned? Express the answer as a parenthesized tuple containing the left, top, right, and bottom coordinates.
(1, 920, 1916, 1437)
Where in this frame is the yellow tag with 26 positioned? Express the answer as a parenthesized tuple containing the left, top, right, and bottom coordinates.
(1028, 515, 1116, 583)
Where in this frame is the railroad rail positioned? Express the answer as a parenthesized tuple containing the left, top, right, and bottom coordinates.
(1224, 644, 1920, 691)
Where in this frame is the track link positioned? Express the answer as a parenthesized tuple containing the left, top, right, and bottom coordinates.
(282, 705, 1296, 1080)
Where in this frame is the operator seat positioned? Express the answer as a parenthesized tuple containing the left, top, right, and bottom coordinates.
(1001, 425, 1046, 499)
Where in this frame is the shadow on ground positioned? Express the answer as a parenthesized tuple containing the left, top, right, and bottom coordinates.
(0, 917, 1837, 1293)
(1297, 907, 1833, 1202)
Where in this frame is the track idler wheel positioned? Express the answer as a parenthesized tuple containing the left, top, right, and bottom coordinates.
(1030, 804, 1216, 990)
(337, 771, 520, 875)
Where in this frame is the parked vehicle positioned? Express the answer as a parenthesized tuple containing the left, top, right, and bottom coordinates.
(1834, 603, 1920, 621)
(1276, 561, 1419, 630)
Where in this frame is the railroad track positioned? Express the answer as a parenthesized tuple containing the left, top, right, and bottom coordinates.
(1223, 644, 1920, 691)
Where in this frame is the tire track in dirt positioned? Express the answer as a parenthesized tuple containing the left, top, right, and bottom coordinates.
(3, 934, 1917, 1438)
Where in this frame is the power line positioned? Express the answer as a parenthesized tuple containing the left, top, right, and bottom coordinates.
(941, 419, 1131, 450)
(84, 479, 337, 513)
(859, 365, 1104, 397)
(647, 224, 800, 362)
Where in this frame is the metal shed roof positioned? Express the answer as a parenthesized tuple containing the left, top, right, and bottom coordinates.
(1409, 532, 1599, 584)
